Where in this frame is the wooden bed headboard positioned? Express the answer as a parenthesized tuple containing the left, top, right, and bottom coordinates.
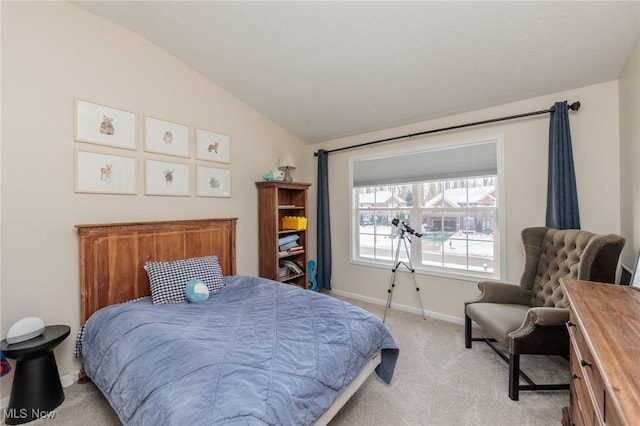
(76, 218, 237, 323)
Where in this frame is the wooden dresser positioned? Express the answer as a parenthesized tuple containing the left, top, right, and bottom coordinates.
(561, 279, 640, 426)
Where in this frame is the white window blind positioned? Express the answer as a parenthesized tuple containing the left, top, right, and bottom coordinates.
(352, 140, 498, 187)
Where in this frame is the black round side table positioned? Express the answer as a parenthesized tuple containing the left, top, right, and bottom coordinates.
(1, 325, 70, 425)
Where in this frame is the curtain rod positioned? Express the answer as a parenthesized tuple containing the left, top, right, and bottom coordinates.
(314, 101, 581, 156)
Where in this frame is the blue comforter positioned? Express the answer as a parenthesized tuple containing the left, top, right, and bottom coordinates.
(81, 275, 399, 425)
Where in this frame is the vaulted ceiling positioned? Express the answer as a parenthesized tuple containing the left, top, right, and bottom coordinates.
(73, 1, 640, 143)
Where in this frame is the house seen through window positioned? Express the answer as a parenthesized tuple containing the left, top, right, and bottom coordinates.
(351, 138, 502, 280)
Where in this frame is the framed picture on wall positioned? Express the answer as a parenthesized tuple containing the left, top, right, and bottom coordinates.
(196, 165, 231, 197)
(195, 128, 231, 164)
(144, 116, 190, 158)
(145, 159, 190, 196)
(74, 149, 137, 194)
(74, 98, 137, 150)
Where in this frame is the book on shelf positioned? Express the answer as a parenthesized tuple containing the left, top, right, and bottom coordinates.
(278, 246, 304, 257)
(280, 260, 304, 274)
(279, 240, 299, 251)
(278, 234, 299, 246)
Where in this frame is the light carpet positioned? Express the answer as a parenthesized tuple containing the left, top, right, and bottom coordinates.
(26, 296, 568, 426)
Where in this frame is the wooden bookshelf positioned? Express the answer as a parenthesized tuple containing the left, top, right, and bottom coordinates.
(256, 181, 311, 288)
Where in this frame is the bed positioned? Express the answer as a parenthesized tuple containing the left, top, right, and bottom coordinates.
(75, 218, 399, 425)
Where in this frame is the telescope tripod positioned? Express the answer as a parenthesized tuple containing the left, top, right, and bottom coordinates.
(383, 229, 426, 323)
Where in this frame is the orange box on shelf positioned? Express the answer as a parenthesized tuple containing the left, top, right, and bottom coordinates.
(281, 216, 307, 230)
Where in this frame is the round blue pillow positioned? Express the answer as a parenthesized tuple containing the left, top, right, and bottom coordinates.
(186, 279, 210, 302)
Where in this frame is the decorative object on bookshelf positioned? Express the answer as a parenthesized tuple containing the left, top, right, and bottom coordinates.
(278, 155, 296, 182)
(262, 168, 285, 182)
(282, 216, 307, 230)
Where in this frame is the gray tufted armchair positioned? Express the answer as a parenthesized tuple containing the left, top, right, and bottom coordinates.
(464, 226, 624, 400)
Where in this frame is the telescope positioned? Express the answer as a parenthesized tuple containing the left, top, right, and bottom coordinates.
(391, 218, 422, 238)
(384, 218, 427, 322)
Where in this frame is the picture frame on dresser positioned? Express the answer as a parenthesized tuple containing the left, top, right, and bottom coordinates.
(629, 251, 640, 289)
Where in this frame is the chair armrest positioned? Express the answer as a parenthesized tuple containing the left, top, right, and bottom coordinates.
(465, 280, 531, 306)
(509, 307, 570, 341)
(524, 307, 570, 327)
(507, 307, 570, 354)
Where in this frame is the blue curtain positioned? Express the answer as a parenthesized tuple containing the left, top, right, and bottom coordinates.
(316, 150, 332, 290)
(546, 101, 580, 229)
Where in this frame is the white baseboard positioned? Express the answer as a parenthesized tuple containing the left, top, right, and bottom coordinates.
(1, 370, 79, 410)
(328, 288, 464, 325)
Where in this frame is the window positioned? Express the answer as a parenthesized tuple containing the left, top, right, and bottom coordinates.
(351, 138, 503, 280)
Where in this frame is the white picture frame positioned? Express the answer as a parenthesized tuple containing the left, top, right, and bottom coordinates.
(145, 159, 191, 196)
(195, 128, 231, 164)
(196, 165, 231, 198)
(74, 150, 137, 194)
(144, 116, 190, 158)
(630, 253, 640, 290)
(74, 98, 136, 150)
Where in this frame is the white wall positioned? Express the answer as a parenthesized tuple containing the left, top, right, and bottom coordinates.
(0, 2, 309, 397)
(309, 81, 622, 321)
(619, 35, 640, 268)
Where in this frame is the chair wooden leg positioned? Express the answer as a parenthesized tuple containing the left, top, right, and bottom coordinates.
(509, 353, 519, 401)
(465, 315, 472, 348)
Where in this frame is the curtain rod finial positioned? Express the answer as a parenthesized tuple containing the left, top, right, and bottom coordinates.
(314, 151, 319, 157)
(569, 101, 581, 111)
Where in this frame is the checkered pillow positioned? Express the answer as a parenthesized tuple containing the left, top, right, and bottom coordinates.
(144, 256, 225, 305)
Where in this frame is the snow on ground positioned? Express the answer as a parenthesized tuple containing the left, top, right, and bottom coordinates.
(358, 225, 494, 259)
